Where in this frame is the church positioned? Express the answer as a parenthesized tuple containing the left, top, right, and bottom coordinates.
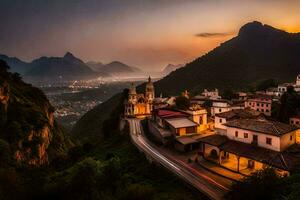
(124, 77, 155, 117)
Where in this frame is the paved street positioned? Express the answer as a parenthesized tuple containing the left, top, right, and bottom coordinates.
(128, 118, 231, 200)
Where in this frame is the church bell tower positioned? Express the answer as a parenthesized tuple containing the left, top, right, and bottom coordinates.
(145, 76, 155, 103)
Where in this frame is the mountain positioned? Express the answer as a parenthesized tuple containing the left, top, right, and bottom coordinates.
(25, 52, 100, 80)
(87, 61, 143, 76)
(0, 54, 30, 75)
(153, 21, 300, 96)
(0, 60, 72, 166)
(162, 64, 184, 75)
(86, 61, 104, 71)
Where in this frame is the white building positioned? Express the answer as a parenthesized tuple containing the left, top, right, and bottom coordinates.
(211, 100, 232, 116)
(202, 89, 221, 100)
(277, 74, 300, 96)
(199, 118, 300, 176)
(214, 109, 261, 133)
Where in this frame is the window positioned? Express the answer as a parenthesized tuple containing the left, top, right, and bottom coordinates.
(266, 109, 269, 113)
(219, 108, 222, 112)
(266, 137, 272, 145)
(290, 135, 293, 141)
(249, 103, 252, 106)
(296, 121, 300, 125)
(257, 108, 259, 111)
(291, 120, 294, 124)
(261, 103, 264, 107)
(257, 103, 260, 106)
(219, 118, 222, 123)
(244, 133, 248, 138)
(261, 109, 264, 112)
(235, 131, 239, 137)
(266, 104, 269, 107)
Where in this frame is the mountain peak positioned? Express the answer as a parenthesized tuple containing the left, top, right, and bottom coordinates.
(238, 21, 285, 38)
(63, 52, 76, 59)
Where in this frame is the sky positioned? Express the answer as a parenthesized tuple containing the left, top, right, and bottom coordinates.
(1, 0, 300, 71)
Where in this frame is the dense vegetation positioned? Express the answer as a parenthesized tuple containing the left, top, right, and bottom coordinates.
(0, 60, 72, 163)
(277, 86, 300, 123)
(153, 21, 300, 96)
(228, 168, 300, 200)
(0, 62, 205, 199)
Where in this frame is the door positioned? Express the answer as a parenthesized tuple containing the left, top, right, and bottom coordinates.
(252, 135, 258, 145)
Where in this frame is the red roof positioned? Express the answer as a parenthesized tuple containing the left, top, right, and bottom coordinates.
(157, 109, 188, 119)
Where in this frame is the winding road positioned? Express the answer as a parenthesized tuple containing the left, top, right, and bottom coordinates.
(128, 118, 231, 200)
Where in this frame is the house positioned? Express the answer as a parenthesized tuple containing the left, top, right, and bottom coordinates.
(202, 89, 221, 100)
(290, 115, 300, 127)
(214, 108, 261, 134)
(149, 106, 211, 151)
(211, 100, 232, 116)
(237, 92, 248, 100)
(295, 74, 300, 92)
(190, 95, 208, 106)
(124, 77, 155, 117)
(245, 95, 272, 116)
(277, 74, 300, 96)
(180, 104, 209, 132)
(152, 106, 209, 137)
(278, 83, 292, 96)
(199, 118, 300, 176)
(266, 87, 280, 97)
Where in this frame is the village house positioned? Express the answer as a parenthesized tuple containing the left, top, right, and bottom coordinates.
(210, 99, 245, 117)
(277, 74, 300, 96)
(290, 115, 300, 127)
(266, 87, 280, 97)
(202, 88, 221, 100)
(149, 105, 212, 151)
(245, 95, 272, 116)
(124, 77, 155, 117)
(214, 108, 262, 134)
(198, 118, 300, 176)
(210, 100, 232, 116)
(190, 95, 208, 106)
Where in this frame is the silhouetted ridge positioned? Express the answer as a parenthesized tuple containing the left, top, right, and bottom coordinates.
(153, 21, 300, 96)
(238, 21, 287, 38)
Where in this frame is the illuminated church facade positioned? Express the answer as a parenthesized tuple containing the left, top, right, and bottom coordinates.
(125, 77, 155, 117)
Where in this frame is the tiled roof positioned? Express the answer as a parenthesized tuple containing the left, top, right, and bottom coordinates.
(198, 134, 228, 147)
(176, 136, 198, 145)
(165, 117, 197, 129)
(199, 134, 300, 171)
(224, 119, 299, 136)
(215, 108, 261, 120)
(220, 140, 290, 170)
(156, 109, 188, 119)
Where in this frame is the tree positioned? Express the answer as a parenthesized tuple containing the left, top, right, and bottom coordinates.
(0, 60, 10, 73)
(256, 78, 278, 91)
(222, 89, 236, 100)
(277, 86, 300, 123)
(175, 96, 190, 110)
(227, 168, 284, 200)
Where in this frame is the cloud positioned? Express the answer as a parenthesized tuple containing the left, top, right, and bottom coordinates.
(195, 32, 231, 38)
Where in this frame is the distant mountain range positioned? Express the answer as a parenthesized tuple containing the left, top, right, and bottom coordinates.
(0, 52, 143, 81)
(86, 60, 142, 76)
(162, 64, 184, 75)
(0, 54, 30, 74)
(152, 21, 300, 95)
(27, 52, 100, 80)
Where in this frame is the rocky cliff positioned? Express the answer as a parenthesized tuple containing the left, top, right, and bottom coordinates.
(0, 60, 72, 166)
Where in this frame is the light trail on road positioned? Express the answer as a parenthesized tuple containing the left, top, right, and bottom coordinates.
(127, 119, 230, 200)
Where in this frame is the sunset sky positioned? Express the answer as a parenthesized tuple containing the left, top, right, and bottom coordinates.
(1, 0, 300, 71)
